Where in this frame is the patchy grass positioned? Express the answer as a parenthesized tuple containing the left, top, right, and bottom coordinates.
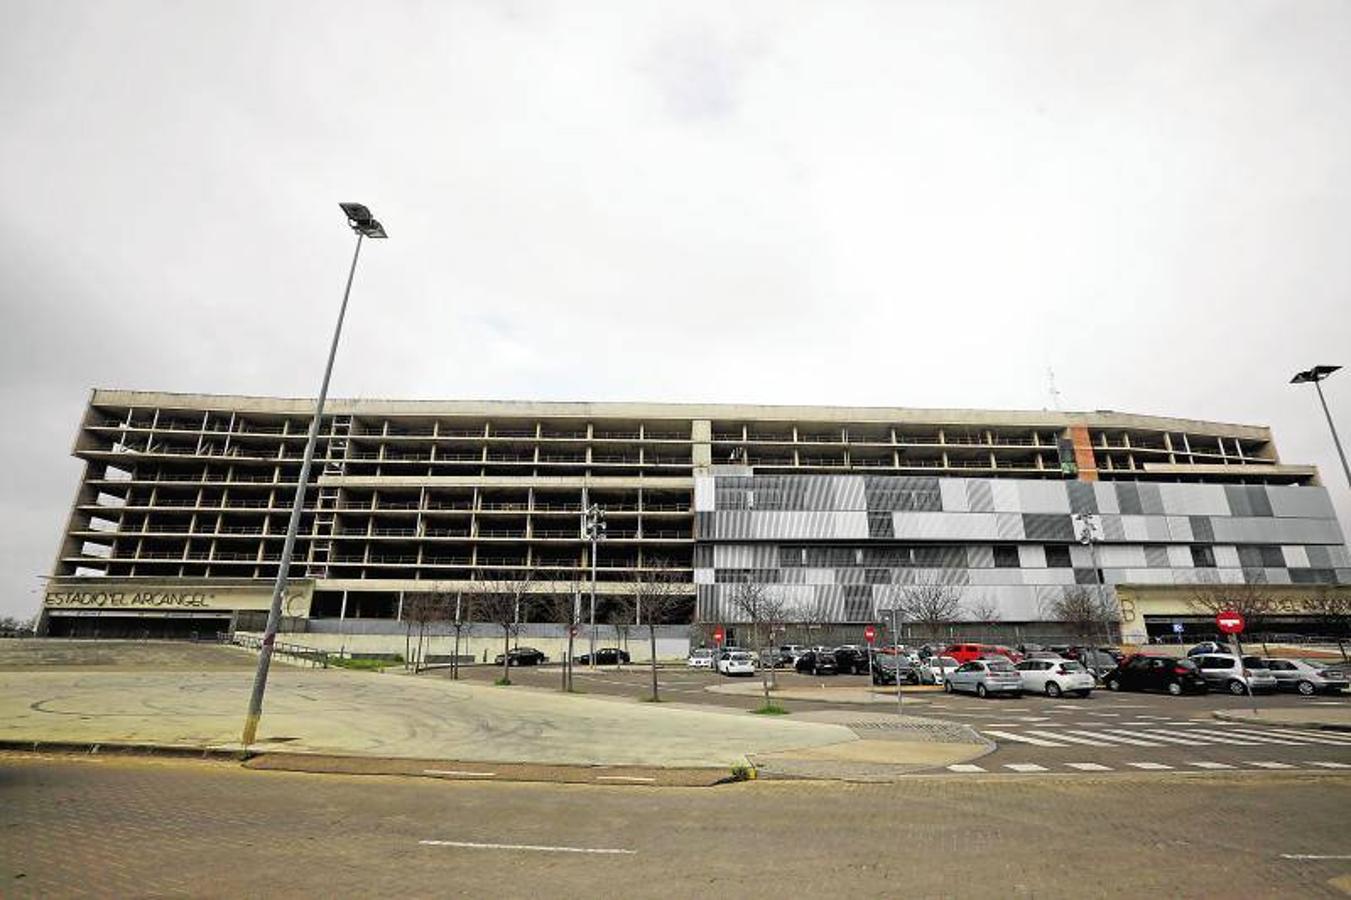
(751, 702, 789, 716)
(728, 764, 756, 781)
(493, 677, 512, 686)
(330, 657, 395, 671)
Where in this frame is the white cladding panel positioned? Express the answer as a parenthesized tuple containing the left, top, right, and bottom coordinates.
(939, 479, 969, 512)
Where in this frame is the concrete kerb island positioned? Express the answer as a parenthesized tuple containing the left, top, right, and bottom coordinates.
(1212, 707, 1351, 733)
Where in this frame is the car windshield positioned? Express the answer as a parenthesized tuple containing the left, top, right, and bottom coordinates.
(691, 649, 712, 658)
(729, 652, 751, 661)
(1058, 661, 1086, 672)
(987, 661, 1016, 672)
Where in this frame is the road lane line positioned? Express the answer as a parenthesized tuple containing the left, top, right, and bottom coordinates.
(1063, 730, 1165, 747)
(1119, 729, 1210, 746)
(1233, 728, 1351, 745)
(981, 730, 1068, 747)
(1187, 762, 1235, 769)
(1156, 729, 1263, 746)
(946, 764, 986, 773)
(1126, 762, 1173, 770)
(1307, 762, 1351, 769)
(1218, 728, 1351, 746)
(420, 840, 635, 855)
(1064, 762, 1112, 771)
(1183, 728, 1304, 746)
(595, 775, 657, 783)
(1023, 730, 1113, 747)
(1003, 763, 1049, 772)
(1280, 854, 1351, 860)
(1246, 761, 1296, 769)
(423, 770, 497, 777)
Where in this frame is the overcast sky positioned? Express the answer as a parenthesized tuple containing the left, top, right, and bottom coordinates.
(2, 1, 1348, 619)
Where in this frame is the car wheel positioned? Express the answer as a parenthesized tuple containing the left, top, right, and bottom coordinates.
(1167, 681, 1182, 696)
(1045, 682, 1062, 698)
(1297, 680, 1316, 696)
(1107, 677, 1122, 692)
(943, 680, 953, 693)
(976, 683, 988, 698)
(1227, 679, 1246, 696)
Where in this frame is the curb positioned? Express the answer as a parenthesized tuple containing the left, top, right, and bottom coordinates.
(0, 739, 241, 760)
(1212, 712, 1351, 733)
(0, 740, 745, 787)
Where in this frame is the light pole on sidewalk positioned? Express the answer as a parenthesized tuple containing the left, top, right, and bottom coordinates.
(241, 203, 387, 749)
(583, 503, 606, 667)
(1291, 365, 1351, 489)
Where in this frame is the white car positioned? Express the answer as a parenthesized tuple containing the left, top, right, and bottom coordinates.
(687, 648, 714, 669)
(919, 655, 960, 685)
(717, 651, 756, 676)
(1014, 658, 1096, 698)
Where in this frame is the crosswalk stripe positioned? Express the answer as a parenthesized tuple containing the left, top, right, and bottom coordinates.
(1219, 727, 1351, 746)
(1162, 729, 1268, 746)
(946, 764, 986, 773)
(1231, 727, 1351, 745)
(982, 730, 1067, 747)
(1116, 729, 1210, 746)
(1064, 762, 1113, 771)
(1307, 762, 1351, 769)
(1183, 728, 1304, 746)
(1246, 761, 1295, 769)
(1023, 730, 1113, 747)
(1063, 729, 1164, 747)
(1004, 763, 1049, 772)
(1187, 762, 1235, 769)
(1127, 762, 1173, 770)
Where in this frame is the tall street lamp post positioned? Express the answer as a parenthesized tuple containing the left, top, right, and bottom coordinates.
(582, 503, 606, 667)
(241, 203, 387, 749)
(1291, 365, 1351, 488)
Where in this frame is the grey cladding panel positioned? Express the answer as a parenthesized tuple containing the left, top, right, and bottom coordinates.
(967, 480, 994, 512)
(1116, 483, 1143, 515)
(1139, 483, 1164, 516)
(1067, 481, 1098, 516)
(1190, 516, 1215, 543)
(1023, 514, 1075, 542)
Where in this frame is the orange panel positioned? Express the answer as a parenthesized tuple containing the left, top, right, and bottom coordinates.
(1069, 424, 1098, 481)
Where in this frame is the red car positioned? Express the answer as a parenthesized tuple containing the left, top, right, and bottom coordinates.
(944, 643, 1023, 664)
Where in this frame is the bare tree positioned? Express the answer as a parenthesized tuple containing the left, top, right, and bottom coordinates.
(965, 596, 1002, 638)
(727, 580, 789, 706)
(447, 590, 473, 680)
(897, 576, 965, 645)
(629, 557, 690, 701)
(477, 566, 537, 685)
(1188, 582, 1274, 649)
(1046, 585, 1119, 649)
(543, 571, 586, 692)
(1304, 585, 1351, 660)
(402, 592, 450, 672)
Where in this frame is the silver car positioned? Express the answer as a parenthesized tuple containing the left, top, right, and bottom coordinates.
(1262, 658, 1350, 696)
(919, 655, 960, 685)
(946, 659, 1023, 698)
(1194, 654, 1278, 695)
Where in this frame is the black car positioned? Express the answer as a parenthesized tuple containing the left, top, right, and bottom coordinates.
(1104, 654, 1209, 696)
(871, 654, 920, 686)
(495, 646, 548, 666)
(833, 646, 874, 675)
(795, 650, 839, 676)
(574, 647, 630, 665)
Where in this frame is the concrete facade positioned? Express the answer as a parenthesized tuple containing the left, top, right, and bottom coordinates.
(43, 389, 1349, 639)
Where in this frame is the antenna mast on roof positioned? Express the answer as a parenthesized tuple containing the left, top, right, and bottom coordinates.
(1046, 366, 1064, 411)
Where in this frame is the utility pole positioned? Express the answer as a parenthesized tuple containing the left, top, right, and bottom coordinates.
(583, 503, 606, 667)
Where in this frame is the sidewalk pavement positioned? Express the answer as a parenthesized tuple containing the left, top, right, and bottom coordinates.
(706, 681, 941, 705)
(1213, 706, 1351, 733)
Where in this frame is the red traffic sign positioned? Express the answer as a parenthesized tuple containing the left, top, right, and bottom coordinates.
(1216, 610, 1245, 634)
(863, 624, 877, 644)
(713, 626, 725, 645)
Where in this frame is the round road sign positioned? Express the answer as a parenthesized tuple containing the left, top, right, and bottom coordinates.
(713, 626, 725, 645)
(863, 624, 877, 644)
(1216, 610, 1245, 634)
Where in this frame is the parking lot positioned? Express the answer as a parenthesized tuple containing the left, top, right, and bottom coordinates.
(445, 661, 1351, 777)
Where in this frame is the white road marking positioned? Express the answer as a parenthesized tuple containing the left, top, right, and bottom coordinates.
(1187, 762, 1235, 769)
(1016, 717, 1053, 723)
(595, 775, 656, 783)
(1085, 712, 1121, 717)
(1307, 762, 1351, 769)
(1219, 728, 1351, 746)
(1246, 761, 1295, 769)
(982, 730, 1067, 747)
(1240, 728, 1351, 745)
(979, 723, 1030, 728)
(1121, 729, 1210, 746)
(1064, 762, 1112, 771)
(1161, 729, 1263, 746)
(420, 840, 635, 855)
(1280, 854, 1351, 860)
(423, 770, 497, 777)
(1023, 730, 1113, 747)
(1003, 763, 1049, 772)
(1064, 730, 1164, 747)
(1127, 762, 1173, 770)
(946, 764, 986, 773)
(1183, 728, 1304, 746)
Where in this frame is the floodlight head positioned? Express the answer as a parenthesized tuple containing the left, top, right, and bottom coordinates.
(1291, 365, 1341, 385)
(339, 202, 388, 239)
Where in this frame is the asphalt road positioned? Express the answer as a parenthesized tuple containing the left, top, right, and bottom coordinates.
(446, 664, 1351, 774)
(3, 753, 1350, 898)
